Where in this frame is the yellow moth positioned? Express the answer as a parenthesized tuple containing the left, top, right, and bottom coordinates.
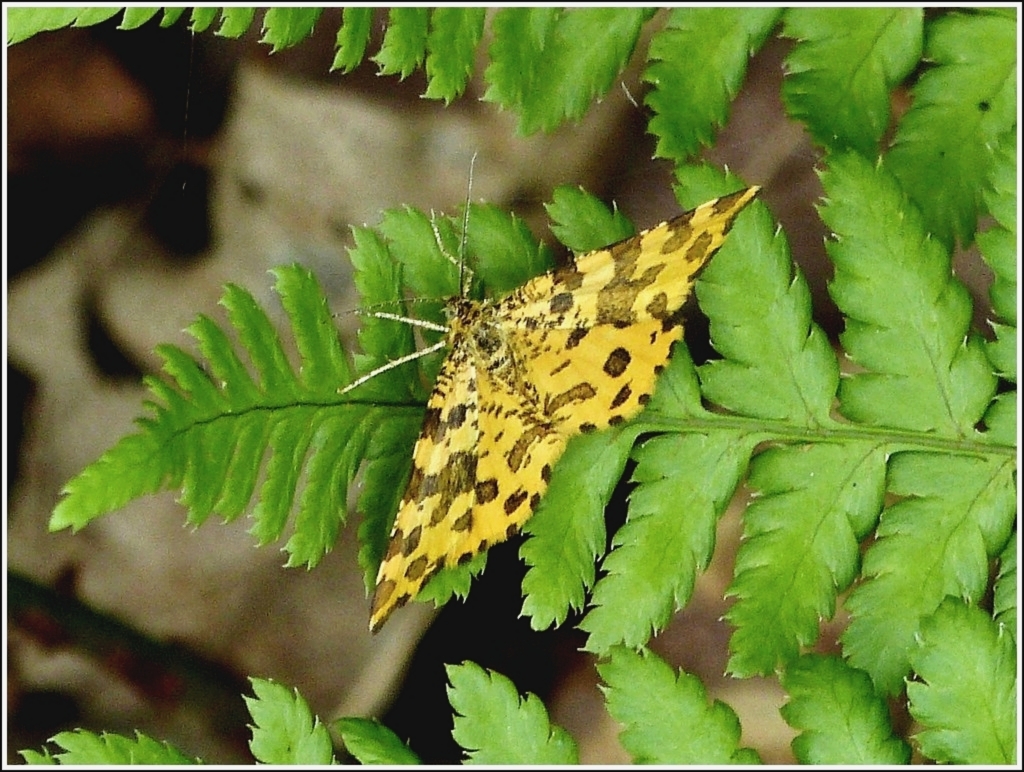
(369, 186, 759, 631)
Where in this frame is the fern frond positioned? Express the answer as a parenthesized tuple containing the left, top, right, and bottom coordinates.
(245, 678, 336, 765)
(843, 452, 1015, 695)
(906, 599, 1017, 764)
(978, 133, 1017, 406)
(20, 730, 196, 765)
(447, 662, 579, 764)
(562, 157, 1014, 681)
(50, 265, 420, 572)
(781, 8, 923, 155)
(886, 10, 1017, 247)
(643, 8, 780, 162)
(598, 647, 760, 764)
(483, 8, 653, 134)
(544, 185, 635, 252)
(781, 654, 911, 764)
(337, 717, 421, 765)
(822, 153, 998, 435)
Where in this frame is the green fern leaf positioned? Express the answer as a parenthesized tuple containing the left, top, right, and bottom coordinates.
(598, 647, 760, 764)
(337, 717, 421, 765)
(356, 411, 422, 590)
(119, 8, 161, 30)
(333, 7, 374, 73)
(464, 202, 555, 292)
(887, 10, 1017, 247)
(373, 7, 430, 79)
(7, 8, 87, 44)
(245, 677, 335, 765)
(424, 8, 487, 103)
(18, 748, 55, 765)
(484, 8, 652, 134)
(842, 453, 1016, 695)
(581, 429, 754, 654)
(416, 551, 488, 609)
(216, 7, 255, 38)
(521, 426, 640, 630)
(187, 6, 219, 34)
(20, 730, 195, 765)
(260, 8, 322, 54)
(726, 442, 886, 676)
(781, 8, 923, 155)
(73, 7, 126, 27)
(907, 598, 1017, 764)
(979, 133, 1017, 389)
(345, 225, 422, 399)
(447, 662, 578, 764)
(690, 171, 837, 425)
(643, 8, 780, 162)
(482, 8, 559, 116)
(821, 152, 998, 435)
(544, 185, 635, 252)
(781, 654, 911, 764)
(49, 265, 401, 572)
(993, 532, 1017, 642)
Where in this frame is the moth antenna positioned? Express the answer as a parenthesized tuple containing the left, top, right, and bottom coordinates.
(339, 338, 447, 396)
(429, 211, 464, 271)
(355, 309, 448, 333)
(459, 151, 478, 298)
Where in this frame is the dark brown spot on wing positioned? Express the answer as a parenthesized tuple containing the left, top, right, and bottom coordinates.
(610, 383, 632, 409)
(546, 382, 597, 414)
(422, 407, 442, 441)
(646, 292, 669, 320)
(549, 359, 571, 376)
(603, 347, 631, 377)
(550, 292, 573, 314)
(452, 511, 473, 532)
(566, 328, 589, 349)
(504, 489, 528, 515)
(445, 403, 468, 430)
(476, 478, 498, 503)
(405, 556, 429, 581)
(508, 425, 551, 472)
(660, 218, 695, 255)
(427, 450, 478, 521)
(401, 526, 422, 556)
(370, 579, 398, 625)
(551, 264, 585, 291)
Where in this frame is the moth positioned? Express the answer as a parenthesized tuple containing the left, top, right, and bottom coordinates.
(367, 186, 759, 631)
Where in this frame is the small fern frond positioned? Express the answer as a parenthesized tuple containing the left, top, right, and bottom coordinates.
(906, 599, 1017, 764)
(780, 8, 924, 156)
(598, 647, 761, 764)
(885, 10, 1017, 247)
(50, 265, 421, 571)
(781, 654, 911, 764)
(245, 678, 336, 765)
(447, 662, 579, 764)
(643, 8, 780, 163)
